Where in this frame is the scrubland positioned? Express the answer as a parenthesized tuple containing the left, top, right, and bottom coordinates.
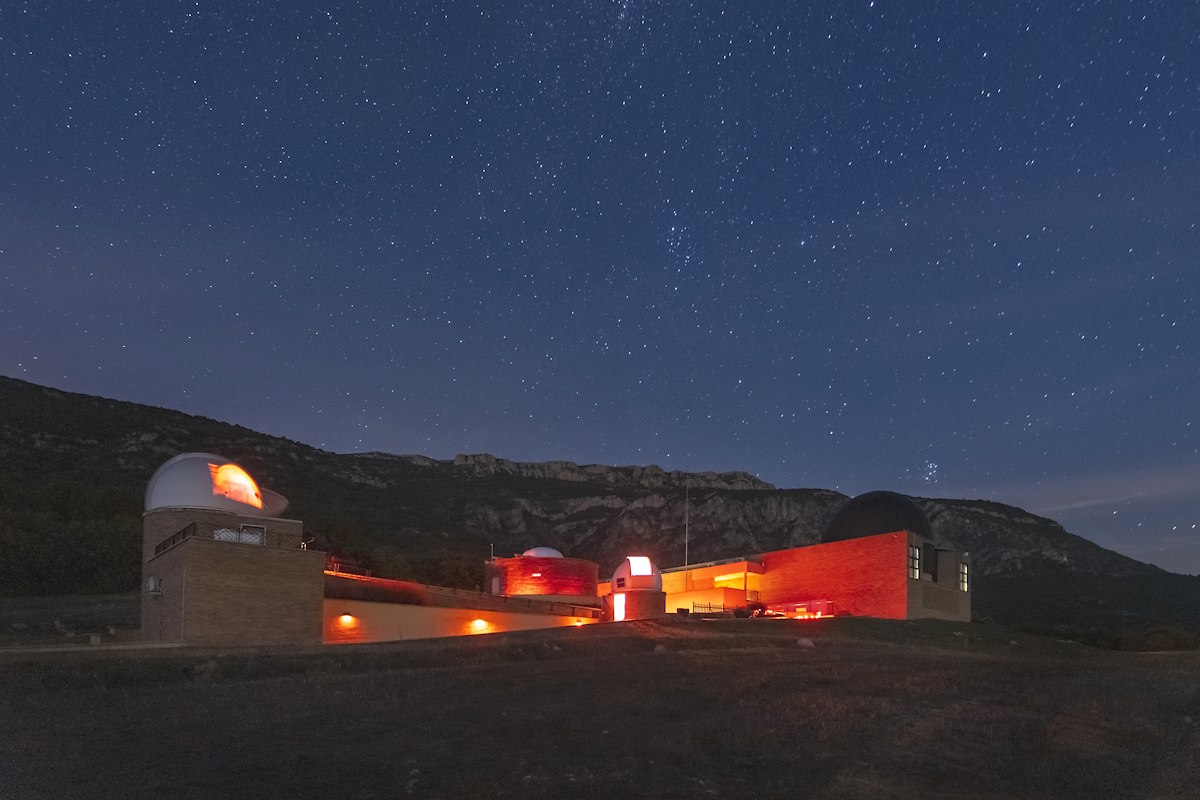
(1, 616, 1197, 799)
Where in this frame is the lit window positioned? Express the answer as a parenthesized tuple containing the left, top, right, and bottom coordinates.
(908, 545, 921, 580)
(959, 562, 969, 592)
(628, 556, 653, 576)
(613, 593, 626, 622)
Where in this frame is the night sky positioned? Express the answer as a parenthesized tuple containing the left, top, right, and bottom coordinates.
(3, 3, 1197, 573)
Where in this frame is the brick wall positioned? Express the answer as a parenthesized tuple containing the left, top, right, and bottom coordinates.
(141, 507, 321, 645)
(758, 532, 910, 619)
(485, 556, 598, 598)
(143, 508, 304, 563)
(181, 538, 324, 645)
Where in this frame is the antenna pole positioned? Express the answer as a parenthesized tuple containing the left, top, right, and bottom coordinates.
(684, 477, 690, 591)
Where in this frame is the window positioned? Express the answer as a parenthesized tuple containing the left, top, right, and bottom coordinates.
(959, 562, 969, 592)
(214, 525, 265, 545)
(239, 525, 265, 544)
(908, 545, 921, 579)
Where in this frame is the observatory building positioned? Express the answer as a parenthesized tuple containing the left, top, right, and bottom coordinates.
(484, 547, 599, 603)
(140, 453, 324, 645)
(605, 556, 667, 621)
(141, 454, 602, 646)
(139, 452, 969, 647)
(628, 491, 971, 622)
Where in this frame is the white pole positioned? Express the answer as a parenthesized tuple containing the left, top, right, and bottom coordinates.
(684, 478, 690, 590)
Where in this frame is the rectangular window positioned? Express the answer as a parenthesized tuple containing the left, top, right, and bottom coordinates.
(959, 562, 969, 592)
(239, 525, 266, 545)
(908, 545, 921, 580)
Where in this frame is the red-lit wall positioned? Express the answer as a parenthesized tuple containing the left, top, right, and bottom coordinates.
(758, 532, 910, 619)
(486, 556, 598, 598)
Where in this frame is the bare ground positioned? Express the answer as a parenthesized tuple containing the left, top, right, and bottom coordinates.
(1, 616, 1198, 799)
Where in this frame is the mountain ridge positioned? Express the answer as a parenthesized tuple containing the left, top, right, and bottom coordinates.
(1, 375, 1195, 635)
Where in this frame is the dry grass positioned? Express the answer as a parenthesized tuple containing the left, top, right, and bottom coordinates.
(1, 617, 1198, 799)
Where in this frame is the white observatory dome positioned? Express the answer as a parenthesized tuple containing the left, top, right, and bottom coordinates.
(145, 452, 288, 516)
(610, 556, 662, 592)
(521, 546, 564, 558)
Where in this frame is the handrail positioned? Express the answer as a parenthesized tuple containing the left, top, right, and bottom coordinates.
(154, 523, 300, 556)
(154, 522, 197, 556)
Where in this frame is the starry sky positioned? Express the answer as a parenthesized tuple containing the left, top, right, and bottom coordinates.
(2, 2, 1198, 573)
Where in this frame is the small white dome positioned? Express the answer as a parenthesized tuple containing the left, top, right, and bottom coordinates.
(521, 546, 564, 558)
(610, 556, 662, 592)
(145, 453, 288, 516)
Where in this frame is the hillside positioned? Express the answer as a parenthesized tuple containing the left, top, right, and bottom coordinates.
(1, 375, 1197, 635)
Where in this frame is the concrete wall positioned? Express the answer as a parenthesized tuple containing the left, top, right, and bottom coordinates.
(664, 587, 751, 614)
(323, 598, 598, 644)
(906, 541, 970, 622)
(661, 560, 763, 596)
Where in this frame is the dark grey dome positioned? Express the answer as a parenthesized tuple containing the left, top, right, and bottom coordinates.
(823, 491, 931, 543)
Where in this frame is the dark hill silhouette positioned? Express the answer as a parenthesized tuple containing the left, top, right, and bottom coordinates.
(1, 375, 1196, 637)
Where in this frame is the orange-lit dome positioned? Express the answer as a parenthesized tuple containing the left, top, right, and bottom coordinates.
(145, 453, 288, 516)
(610, 556, 662, 592)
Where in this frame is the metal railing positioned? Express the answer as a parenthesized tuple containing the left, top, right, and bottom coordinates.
(324, 561, 372, 577)
(154, 523, 299, 556)
(154, 523, 196, 556)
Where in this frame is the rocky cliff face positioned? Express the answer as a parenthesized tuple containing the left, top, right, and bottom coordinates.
(445, 452, 774, 491)
(457, 486, 847, 575)
(919, 498, 1160, 579)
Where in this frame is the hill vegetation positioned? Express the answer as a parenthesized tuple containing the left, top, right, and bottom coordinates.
(2, 375, 1198, 638)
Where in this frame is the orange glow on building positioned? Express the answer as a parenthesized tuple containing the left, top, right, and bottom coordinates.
(469, 618, 490, 633)
(485, 555, 599, 599)
(208, 463, 263, 508)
